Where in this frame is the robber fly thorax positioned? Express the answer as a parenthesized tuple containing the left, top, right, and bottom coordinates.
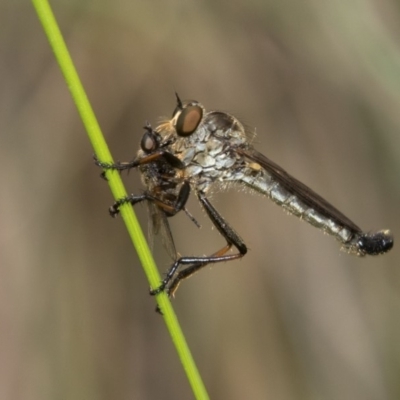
(156, 101, 251, 194)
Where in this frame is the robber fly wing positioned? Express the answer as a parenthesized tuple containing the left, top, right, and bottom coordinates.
(240, 148, 362, 233)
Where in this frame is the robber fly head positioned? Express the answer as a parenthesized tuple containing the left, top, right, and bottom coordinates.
(171, 93, 204, 137)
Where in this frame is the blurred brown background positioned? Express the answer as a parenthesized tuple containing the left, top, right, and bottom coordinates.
(1, 1, 400, 399)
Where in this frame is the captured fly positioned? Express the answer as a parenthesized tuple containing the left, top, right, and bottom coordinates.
(95, 94, 393, 296)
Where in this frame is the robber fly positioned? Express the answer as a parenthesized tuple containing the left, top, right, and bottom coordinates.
(95, 94, 393, 297)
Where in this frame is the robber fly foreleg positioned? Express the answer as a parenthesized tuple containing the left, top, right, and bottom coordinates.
(94, 150, 185, 175)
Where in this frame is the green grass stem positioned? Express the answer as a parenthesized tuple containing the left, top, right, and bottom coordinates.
(32, 1, 209, 398)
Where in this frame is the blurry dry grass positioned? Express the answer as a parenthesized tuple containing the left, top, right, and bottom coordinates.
(1, 1, 400, 399)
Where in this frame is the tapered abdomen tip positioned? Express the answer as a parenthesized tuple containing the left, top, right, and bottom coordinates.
(357, 230, 393, 255)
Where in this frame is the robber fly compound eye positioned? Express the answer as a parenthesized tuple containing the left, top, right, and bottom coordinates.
(175, 105, 203, 137)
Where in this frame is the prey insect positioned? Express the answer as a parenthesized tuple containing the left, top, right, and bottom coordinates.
(95, 94, 393, 297)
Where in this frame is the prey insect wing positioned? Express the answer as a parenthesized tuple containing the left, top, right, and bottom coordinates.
(147, 200, 178, 261)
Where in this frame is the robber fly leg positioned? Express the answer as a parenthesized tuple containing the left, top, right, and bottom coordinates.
(94, 150, 185, 174)
(150, 191, 247, 296)
(168, 244, 234, 297)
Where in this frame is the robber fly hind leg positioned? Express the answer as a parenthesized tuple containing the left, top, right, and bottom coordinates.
(150, 191, 247, 296)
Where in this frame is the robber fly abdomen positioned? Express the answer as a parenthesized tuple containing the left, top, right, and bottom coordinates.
(236, 156, 388, 255)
